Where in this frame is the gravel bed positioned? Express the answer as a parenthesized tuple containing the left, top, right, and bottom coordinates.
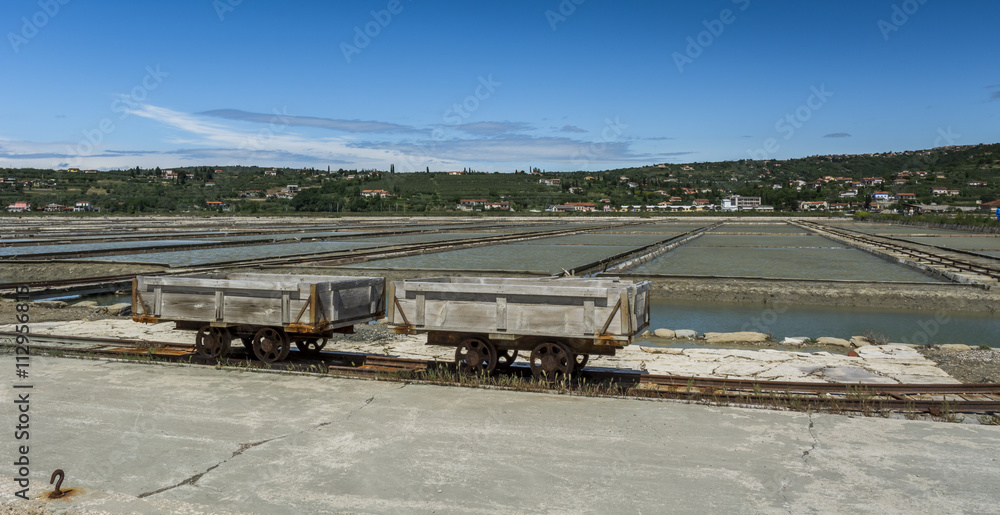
(918, 348, 1000, 383)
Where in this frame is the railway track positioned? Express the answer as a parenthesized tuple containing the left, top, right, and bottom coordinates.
(796, 221, 1000, 282)
(6, 332, 998, 417)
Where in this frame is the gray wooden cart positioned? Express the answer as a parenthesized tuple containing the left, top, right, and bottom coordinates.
(132, 273, 384, 362)
(386, 276, 651, 379)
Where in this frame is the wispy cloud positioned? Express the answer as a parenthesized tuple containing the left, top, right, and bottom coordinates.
(0, 104, 677, 171)
(645, 136, 676, 141)
(824, 132, 852, 138)
(351, 134, 677, 166)
(988, 84, 1000, 101)
(451, 121, 534, 136)
(200, 109, 419, 133)
(557, 124, 587, 133)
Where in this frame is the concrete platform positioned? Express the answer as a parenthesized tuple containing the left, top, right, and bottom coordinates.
(2, 357, 999, 514)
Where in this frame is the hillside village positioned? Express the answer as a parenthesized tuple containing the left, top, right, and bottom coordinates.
(2, 143, 998, 216)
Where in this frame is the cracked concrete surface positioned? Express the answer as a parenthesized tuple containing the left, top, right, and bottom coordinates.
(2, 356, 999, 514)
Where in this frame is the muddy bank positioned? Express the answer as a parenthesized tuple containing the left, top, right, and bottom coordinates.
(624, 275, 999, 313)
(0, 299, 124, 324)
(0, 262, 166, 283)
(262, 266, 1000, 313)
(2, 261, 996, 313)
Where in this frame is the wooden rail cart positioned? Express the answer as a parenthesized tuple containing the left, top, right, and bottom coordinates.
(386, 276, 651, 379)
(132, 273, 384, 362)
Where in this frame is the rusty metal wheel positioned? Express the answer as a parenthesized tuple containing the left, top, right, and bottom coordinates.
(195, 325, 231, 359)
(496, 349, 518, 369)
(455, 338, 497, 374)
(295, 338, 328, 354)
(575, 353, 589, 370)
(253, 327, 290, 363)
(529, 341, 574, 381)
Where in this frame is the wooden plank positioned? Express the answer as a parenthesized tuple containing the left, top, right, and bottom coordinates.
(496, 296, 507, 331)
(227, 273, 382, 290)
(386, 282, 396, 321)
(400, 281, 611, 298)
(139, 276, 304, 292)
(415, 293, 426, 327)
(153, 286, 162, 317)
(583, 298, 594, 335)
(215, 290, 224, 322)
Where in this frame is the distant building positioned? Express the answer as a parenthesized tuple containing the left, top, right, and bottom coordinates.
(721, 195, 761, 211)
(6, 202, 30, 212)
(539, 178, 561, 186)
(361, 189, 392, 198)
(74, 201, 93, 212)
(930, 187, 959, 197)
(797, 200, 828, 211)
(551, 202, 595, 212)
(483, 201, 510, 211)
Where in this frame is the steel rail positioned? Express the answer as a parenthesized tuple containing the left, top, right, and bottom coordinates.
(5, 332, 998, 414)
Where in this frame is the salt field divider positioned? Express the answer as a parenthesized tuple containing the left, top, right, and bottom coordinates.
(567, 222, 722, 277)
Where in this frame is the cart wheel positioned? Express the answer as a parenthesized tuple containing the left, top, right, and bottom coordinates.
(574, 353, 590, 370)
(496, 349, 518, 369)
(455, 338, 498, 374)
(529, 342, 574, 381)
(295, 338, 328, 355)
(195, 326, 231, 359)
(253, 327, 289, 363)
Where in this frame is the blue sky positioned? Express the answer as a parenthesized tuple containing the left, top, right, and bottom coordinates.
(1, 0, 998, 171)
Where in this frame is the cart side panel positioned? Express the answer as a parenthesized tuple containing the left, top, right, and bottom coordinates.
(389, 278, 643, 340)
(158, 288, 221, 322)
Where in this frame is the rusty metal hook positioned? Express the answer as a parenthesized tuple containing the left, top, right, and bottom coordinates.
(50, 469, 65, 497)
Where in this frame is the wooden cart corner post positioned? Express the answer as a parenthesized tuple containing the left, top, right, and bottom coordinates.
(386, 277, 652, 380)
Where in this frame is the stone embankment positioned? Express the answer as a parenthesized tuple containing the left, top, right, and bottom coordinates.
(642, 327, 988, 352)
